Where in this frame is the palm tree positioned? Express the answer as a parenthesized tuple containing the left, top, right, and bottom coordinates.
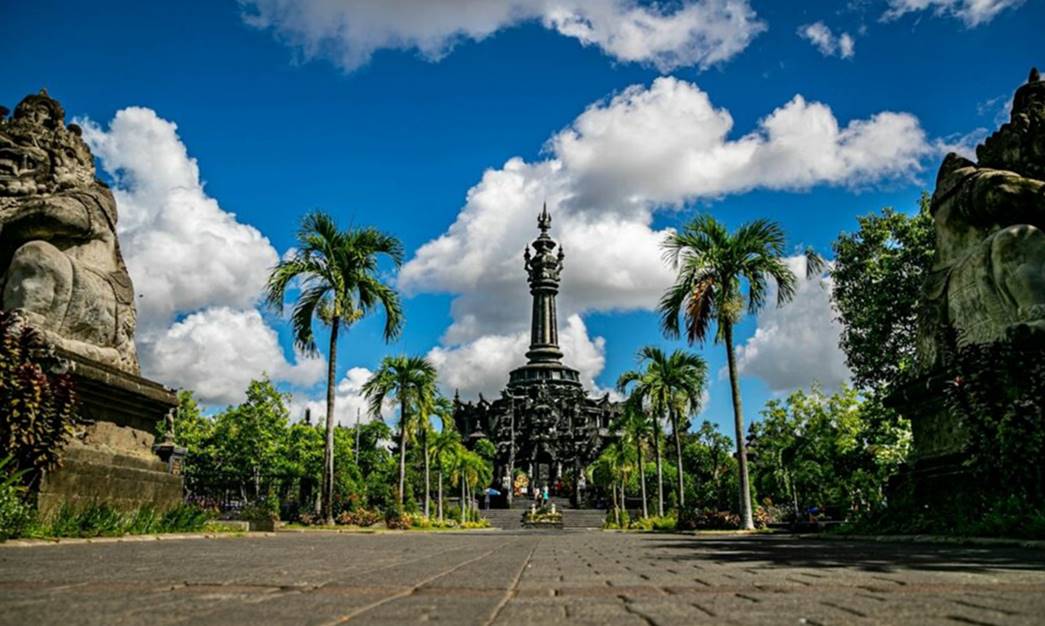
(618, 373, 665, 517)
(265, 211, 404, 524)
(451, 447, 491, 523)
(422, 396, 454, 518)
(618, 397, 652, 519)
(430, 421, 461, 522)
(362, 355, 438, 507)
(659, 215, 822, 529)
(618, 346, 706, 513)
(589, 442, 632, 526)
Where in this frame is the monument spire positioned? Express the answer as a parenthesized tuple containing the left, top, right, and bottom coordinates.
(524, 204, 564, 364)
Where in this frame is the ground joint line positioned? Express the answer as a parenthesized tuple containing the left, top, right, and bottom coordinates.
(484, 540, 539, 626)
(324, 539, 520, 624)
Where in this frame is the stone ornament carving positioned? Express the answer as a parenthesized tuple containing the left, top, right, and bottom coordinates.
(0, 90, 138, 373)
(920, 69, 1045, 369)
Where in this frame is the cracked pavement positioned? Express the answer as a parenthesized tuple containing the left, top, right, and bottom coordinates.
(2, 531, 1044, 625)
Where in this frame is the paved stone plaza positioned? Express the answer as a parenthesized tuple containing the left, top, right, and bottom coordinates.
(3, 531, 1045, 625)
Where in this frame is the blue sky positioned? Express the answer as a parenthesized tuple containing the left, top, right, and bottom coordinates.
(4, 0, 1042, 437)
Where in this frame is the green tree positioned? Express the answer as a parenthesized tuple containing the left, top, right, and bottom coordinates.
(362, 356, 438, 507)
(618, 397, 652, 518)
(831, 195, 935, 394)
(660, 215, 820, 529)
(589, 442, 633, 526)
(265, 211, 404, 524)
(450, 447, 492, 523)
(430, 419, 461, 521)
(617, 346, 706, 513)
(211, 378, 291, 501)
(171, 391, 218, 496)
(682, 421, 736, 511)
(748, 386, 911, 518)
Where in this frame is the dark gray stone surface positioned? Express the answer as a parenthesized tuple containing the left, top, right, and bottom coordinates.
(2, 531, 1044, 625)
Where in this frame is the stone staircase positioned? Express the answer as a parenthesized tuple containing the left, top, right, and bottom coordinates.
(561, 509, 606, 529)
(481, 497, 606, 530)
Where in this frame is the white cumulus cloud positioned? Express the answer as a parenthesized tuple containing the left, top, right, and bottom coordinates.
(797, 22, 855, 59)
(80, 109, 325, 405)
(288, 366, 395, 426)
(427, 314, 609, 398)
(403, 77, 933, 397)
(882, 0, 1024, 27)
(239, 0, 766, 73)
(144, 308, 326, 406)
(735, 256, 851, 392)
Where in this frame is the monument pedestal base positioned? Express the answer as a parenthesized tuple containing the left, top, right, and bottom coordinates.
(36, 350, 182, 517)
(887, 372, 974, 507)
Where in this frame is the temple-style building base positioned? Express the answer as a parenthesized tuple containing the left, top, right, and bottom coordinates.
(36, 350, 183, 517)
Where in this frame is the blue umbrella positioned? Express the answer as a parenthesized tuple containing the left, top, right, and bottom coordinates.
(485, 488, 502, 496)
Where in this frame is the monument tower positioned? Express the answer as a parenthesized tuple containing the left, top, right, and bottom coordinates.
(454, 206, 619, 507)
(509, 204, 581, 388)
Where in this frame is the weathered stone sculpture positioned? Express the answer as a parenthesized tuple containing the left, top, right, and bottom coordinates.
(919, 68, 1045, 369)
(889, 69, 1045, 506)
(1, 91, 180, 516)
(0, 90, 138, 374)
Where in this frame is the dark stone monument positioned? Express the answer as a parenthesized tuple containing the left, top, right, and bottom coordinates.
(890, 69, 1045, 502)
(454, 205, 620, 507)
(0, 90, 183, 516)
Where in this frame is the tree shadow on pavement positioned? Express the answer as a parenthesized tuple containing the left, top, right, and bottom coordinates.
(646, 534, 1045, 574)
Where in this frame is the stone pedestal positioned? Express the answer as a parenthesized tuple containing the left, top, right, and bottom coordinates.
(886, 372, 970, 505)
(36, 349, 183, 517)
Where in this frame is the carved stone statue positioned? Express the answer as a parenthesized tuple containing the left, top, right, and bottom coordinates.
(919, 69, 1045, 369)
(0, 90, 138, 373)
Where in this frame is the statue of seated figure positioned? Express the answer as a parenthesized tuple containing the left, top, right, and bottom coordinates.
(0, 91, 138, 374)
(920, 69, 1045, 369)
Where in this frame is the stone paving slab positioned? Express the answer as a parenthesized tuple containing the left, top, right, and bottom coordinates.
(2, 531, 1044, 625)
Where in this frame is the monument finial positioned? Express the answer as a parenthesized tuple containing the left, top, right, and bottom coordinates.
(1031, 67, 1041, 83)
(538, 202, 551, 233)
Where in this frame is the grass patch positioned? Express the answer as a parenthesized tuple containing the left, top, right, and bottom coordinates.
(24, 503, 211, 539)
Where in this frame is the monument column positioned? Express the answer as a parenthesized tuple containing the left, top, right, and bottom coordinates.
(524, 204, 566, 364)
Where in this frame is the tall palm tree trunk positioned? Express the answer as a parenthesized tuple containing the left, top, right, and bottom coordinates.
(437, 469, 444, 521)
(398, 398, 408, 506)
(423, 429, 430, 518)
(460, 476, 466, 524)
(724, 321, 754, 530)
(671, 409, 686, 509)
(653, 417, 665, 516)
(637, 438, 648, 518)
(322, 319, 339, 525)
(611, 479, 620, 526)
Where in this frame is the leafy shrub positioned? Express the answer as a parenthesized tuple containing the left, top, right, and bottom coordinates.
(383, 504, 410, 529)
(943, 338, 1045, 503)
(241, 498, 280, 524)
(445, 505, 481, 523)
(0, 311, 79, 482)
(601, 507, 630, 529)
(676, 508, 741, 531)
(0, 456, 32, 540)
(298, 512, 318, 526)
(336, 508, 381, 527)
(627, 515, 677, 531)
